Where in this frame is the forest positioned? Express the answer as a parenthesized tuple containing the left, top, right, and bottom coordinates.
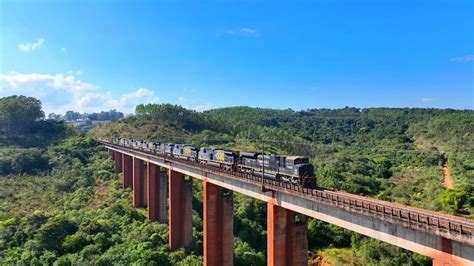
(1, 97, 472, 265)
(47, 110, 124, 122)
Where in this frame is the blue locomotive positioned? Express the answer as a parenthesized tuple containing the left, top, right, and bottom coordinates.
(112, 138, 315, 188)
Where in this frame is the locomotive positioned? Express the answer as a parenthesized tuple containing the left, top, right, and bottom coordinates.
(111, 138, 316, 188)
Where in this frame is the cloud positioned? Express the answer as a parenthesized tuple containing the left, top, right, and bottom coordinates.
(450, 55, 474, 62)
(0, 72, 158, 114)
(18, 38, 45, 52)
(421, 97, 440, 103)
(61, 48, 67, 52)
(221, 28, 259, 37)
(178, 96, 188, 102)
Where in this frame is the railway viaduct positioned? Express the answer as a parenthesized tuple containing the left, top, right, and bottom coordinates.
(102, 141, 474, 266)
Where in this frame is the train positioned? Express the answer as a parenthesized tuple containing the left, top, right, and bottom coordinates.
(112, 138, 316, 188)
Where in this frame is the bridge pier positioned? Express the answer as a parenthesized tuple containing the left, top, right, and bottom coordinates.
(122, 154, 133, 188)
(432, 237, 456, 266)
(114, 151, 122, 173)
(160, 170, 168, 222)
(203, 181, 234, 266)
(103, 143, 474, 266)
(267, 202, 308, 266)
(133, 157, 146, 208)
(432, 260, 453, 266)
(169, 170, 193, 250)
(147, 162, 167, 223)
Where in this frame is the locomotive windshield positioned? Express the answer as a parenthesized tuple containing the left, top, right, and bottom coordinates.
(293, 158, 309, 164)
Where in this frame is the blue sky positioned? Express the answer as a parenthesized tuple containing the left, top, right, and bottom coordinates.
(0, 0, 473, 114)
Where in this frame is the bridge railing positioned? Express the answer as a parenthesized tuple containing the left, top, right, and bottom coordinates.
(102, 141, 474, 241)
(260, 172, 473, 238)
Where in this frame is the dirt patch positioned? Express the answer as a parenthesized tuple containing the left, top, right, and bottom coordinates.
(442, 163, 454, 189)
(90, 182, 110, 208)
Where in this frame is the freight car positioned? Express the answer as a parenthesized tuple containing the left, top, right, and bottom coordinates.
(111, 138, 316, 188)
(174, 144, 199, 161)
(198, 148, 238, 171)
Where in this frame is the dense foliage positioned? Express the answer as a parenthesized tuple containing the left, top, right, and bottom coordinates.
(48, 109, 124, 122)
(0, 95, 44, 134)
(0, 95, 71, 147)
(2, 96, 472, 265)
(93, 103, 472, 265)
(87, 110, 124, 121)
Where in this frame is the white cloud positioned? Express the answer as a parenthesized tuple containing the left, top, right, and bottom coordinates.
(450, 55, 474, 62)
(61, 47, 67, 52)
(221, 28, 259, 37)
(18, 38, 45, 52)
(178, 96, 188, 102)
(421, 97, 440, 103)
(0, 72, 158, 114)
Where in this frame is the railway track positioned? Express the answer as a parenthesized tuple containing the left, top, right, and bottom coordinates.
(101, 141, 474, 243)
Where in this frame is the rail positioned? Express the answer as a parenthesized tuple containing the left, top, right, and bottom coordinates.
(101, 141, 474, 242)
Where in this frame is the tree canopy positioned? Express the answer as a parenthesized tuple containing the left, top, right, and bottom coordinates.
(0, 95, 44, 134)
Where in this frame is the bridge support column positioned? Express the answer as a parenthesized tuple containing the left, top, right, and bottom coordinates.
(267, 202, 308, 266)
(122, 154, 133, 189)
(147, 162, 167, 223)
(432, 260, 453, 266)
(203, 181, 234, 266)
(114, 151, 122, 173)
(432, 237, 455, 266)
(169, 170, 193, 250)
(133, 157, 146, 208)
(143, 166, 148, 206)
(159, 170, 168, 222)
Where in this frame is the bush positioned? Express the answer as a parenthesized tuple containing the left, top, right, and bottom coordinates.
(62, 232, 89, 253)
(0, 148, 50, 175)
(36, 216, 77, 252)
(11, 148, 50, 174)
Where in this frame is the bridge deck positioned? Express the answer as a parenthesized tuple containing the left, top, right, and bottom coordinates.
(102, 141, 474, 265)
(102, 141, 473, 243)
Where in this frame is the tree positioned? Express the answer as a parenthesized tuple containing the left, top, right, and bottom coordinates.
(64, 111, 82, 121)
(87, 110, 124, 121)
(11, 148, 50, 174)
(0, 95, 44, 134)
(438, 189, 468, 212)
(35, 216, 77, 252)
(48, 113, 64, 121)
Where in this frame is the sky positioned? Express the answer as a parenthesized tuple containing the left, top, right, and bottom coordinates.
(0, 0, 473, 114)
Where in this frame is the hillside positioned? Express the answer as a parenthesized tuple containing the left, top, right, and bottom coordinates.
(91, 104, 473, 265)
(2, 96, 472, 265)
(93, 105, 474, 215)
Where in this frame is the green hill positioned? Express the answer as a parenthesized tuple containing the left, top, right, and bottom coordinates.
(94, 105, 474, 215)
(2, 96, 472, 265)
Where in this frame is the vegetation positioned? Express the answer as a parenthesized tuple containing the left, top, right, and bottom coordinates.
(0, 96, 72, 148)
(48, 109, 124, 122)
(0, 95, 44, 134)
(1, 97, 472, 265)
(94, 103, 472, 265)
(95, 104, 473, 215)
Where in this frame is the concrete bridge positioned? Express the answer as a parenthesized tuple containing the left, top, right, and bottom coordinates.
(102, 141, 474, 266)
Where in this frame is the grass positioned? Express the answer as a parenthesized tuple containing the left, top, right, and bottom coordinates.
(0, 175, 57, 218)
(309, 248, 360, 266)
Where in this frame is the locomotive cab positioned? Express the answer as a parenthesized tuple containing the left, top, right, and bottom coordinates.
(161, 143, 175, 156)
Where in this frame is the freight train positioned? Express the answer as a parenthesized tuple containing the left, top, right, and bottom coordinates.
(112, 138, 316, 188)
